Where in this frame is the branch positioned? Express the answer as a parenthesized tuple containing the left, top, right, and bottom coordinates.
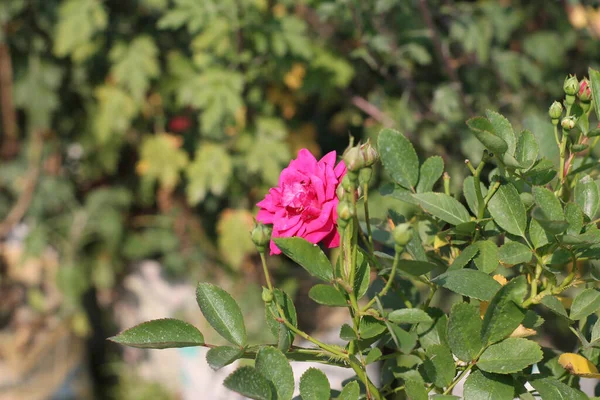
(351, 96, 396, 128)
(0, 131, 43, 238)
(417, 0, 473, 115)
(0, 41, 18, 157)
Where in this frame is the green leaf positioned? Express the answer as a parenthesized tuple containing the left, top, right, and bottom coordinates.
(589, 67, 600, 121)
(109, 318, 204, 349)
(417, 308, 449, 350)
(405, 380, 428, 400)
(186, 143, 232, 205)
(531, 207, 569, 235)
(464, 370, 515, 400)
(216, 209, 255, 269)
(207, 346, 244, 370)
(388, 308, 433, 324)
(109, 36, 159, 102)
(487, 183, 527, 237)
(308, 284, 347, 307)
(448, 302, 483, 362)
(255, 347, 294, 400)
(340, 324, 357, 341)
(486, 110, 516, 155)
(299, 368, 330, 400)
(529, 218, 552, 249)
(412, 193, 471, 225)
(591, 319, 600, 343)
(477, 338, 542, 374)
(463, 176, 488, 217)
(423, 344, 456, 388)
(575, 176, 599, 219)
(515, 130, 539, 170)
(466, 116, 509, 154)
(528, 376, 588, 400)
(359, 316, 387, 339)
(387, 324, 418, 354)
(481, 276, 527, 345)
(53, 0, 108, 60)
(273, 238, 333, 282)
(448, 244, 479, 271)
(532, 186, 564, 221)
(395, 260, 438, 277)
(354, 250, 371, 300)
(266, 289, 297, 350)
(378, 128, 419, 189)
(224, 367, 272, 400)
(338, 381, 360, 400)
(565, 203, 584, 235)
(570, 289, 600, 321)
(138, 134, 189, 188)
(540, 295, 569, 319)
(416, 156, 444, 193)
(474, 240, 499, 274)
(498, 241, 532, 266)
(196, 283, 247, 347)
(524, 158, 557, 186)
(432, 269, 501, 301)
(366, 347, 383, 364)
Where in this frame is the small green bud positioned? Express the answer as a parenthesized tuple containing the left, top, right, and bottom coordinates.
(571, 143, 588, 152)
(337, 200, 354, 221)
(548, 101, 563, 120)
(261, 287, 273, 303)
(564, 75, 579, 96)
(393, 223, 412, 247)
(336, 183, 346, 200)
(358, 167, 372, 186)
(360, 140, 379, 167)
(343, 146, 366, 172)
(561, 116, 576, 130)
(251, 222, 272, 253)
(341, 174, 354, 191)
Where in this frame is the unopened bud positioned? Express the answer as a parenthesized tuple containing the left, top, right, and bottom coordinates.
(261, 287, 273, 303)
(336, 183, 346, 200)
(578, 78, 592, 102)
(571, 143, 588, 152)
(564, 75, 579, 96)
(393, 223, 413, 247)
(337, 200, 354, 221)
(251, 222, 272, 253)
(360, 140, 379, 167)
(343, 146, 366, 172)
(341, 174, 354, 191)
(359, 167, 373, 186)
(548, 101, 563, 120)
(561, 117, 576, 130)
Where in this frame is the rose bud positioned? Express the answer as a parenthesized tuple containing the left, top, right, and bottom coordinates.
(393, 222, 413, 247)
(337, 200, 354, 222)
(578, 78, 592, 102)
(564, 75, 579, 96)
(251, 222, 273, 253)
(561, 117, 576, 130)
(548, 101, 563, 121)
(360, 140, 379, 167)
(343, 145, 366, 172)
(261, 287, 273, 303)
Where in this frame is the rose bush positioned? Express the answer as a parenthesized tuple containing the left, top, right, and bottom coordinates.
(111, 71, 600, 399)
(256, 149, 346, 255)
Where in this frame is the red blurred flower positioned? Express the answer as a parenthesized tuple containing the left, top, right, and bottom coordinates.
(168, 115, 192, 132)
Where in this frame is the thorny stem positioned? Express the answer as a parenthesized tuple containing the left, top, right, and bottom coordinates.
(363, 183, 375, 253)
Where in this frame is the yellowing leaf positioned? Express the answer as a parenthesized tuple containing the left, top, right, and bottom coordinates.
(217, 209, 255, 269)
(509, 325, 536, 338)
(284, 63, 306, 90)
(93, 85, 137, 142)
(110, 36, 160, 102)
(434, 233, 449, 250)
(53, 0, 107, 60)
(137, 134, 189, 189)
(493, 275, 508, 286)
(558, 353, 600, 378)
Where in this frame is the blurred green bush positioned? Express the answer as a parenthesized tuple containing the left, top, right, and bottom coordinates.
(1, 0, 599, 331)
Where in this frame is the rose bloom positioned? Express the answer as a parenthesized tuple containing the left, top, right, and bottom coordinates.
(256, 149, 346, 255)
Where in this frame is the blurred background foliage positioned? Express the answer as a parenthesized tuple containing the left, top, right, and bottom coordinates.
(1, 0, 600, 397)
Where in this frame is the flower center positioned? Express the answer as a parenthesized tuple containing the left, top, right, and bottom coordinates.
(281, 181, 315, 211)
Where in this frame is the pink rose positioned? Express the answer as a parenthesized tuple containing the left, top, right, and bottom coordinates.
(256, 149, 347, 255)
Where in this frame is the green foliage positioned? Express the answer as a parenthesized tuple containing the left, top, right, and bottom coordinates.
(196, 283, 247, 346)
(108, 318, 204, 349)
